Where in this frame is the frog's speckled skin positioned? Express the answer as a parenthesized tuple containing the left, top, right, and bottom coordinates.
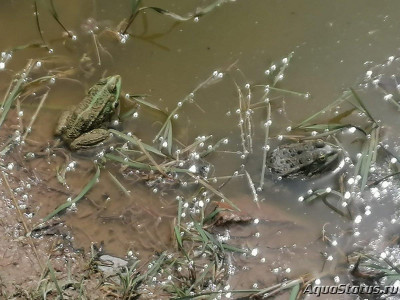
(55, 75, 121, 150)
(266, 139, 340, 178)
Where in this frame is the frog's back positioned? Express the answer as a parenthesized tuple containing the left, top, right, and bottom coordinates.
(266, 139, 339, 178)
(61, 82, 116, 141)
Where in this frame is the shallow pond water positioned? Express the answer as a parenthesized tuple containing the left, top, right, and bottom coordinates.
(2, 0, 400, 298)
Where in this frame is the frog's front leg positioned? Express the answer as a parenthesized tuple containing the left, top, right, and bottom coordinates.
(69, 128, 110, 150)
(55, 110, 72, 136)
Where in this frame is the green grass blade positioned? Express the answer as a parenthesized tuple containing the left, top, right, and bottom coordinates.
(187, 173, 239, 210)
(293, 92, 350, 129)
(289, 283, 300, 300)
(110, 129, 166, 157)
(143, 7, 192, 21)
(349, 88, 377, 124)
(108, 171, 131, 198)
(47, 262, 63, 299)
(167, 119, 173, 155)
(105, 153, 189, 173)
(41, 165, 100, 223)
(0, 62, 35, 128)
(128, 94, 162, 111)
(174, 225, 183, 248)
(48, 0, 72, 38)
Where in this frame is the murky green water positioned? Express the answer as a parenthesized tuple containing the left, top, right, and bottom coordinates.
(2, 0, 400, 298)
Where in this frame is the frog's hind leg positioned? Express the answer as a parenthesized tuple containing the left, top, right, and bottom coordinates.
(69, 128, 110, 150)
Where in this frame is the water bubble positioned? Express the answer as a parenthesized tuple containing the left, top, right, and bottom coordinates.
(18, 111, 24, 117)
(262, 145, 270, 151)
(0, 62, 5, 70)
(188, 165, 197, 173)
(264, 120, 272, 127)
(25, 152, 35, 160)
(270, 64, 276, 71)
(218, 72, 224, 78)
(307, 189, 313, 195)
(162, 141, 168, 148)
(286, 126, 292, 132)
(285, 268, 291, 273)
(344, 191, 351, 199)
(354, 215, 362, 224)
(348, 127, 356, 134)
(245, 83, 250, 89)
(282, 57, 288, 64)
(304, 92, 311, 99)
(251, 248, 258, 256)
(331, 240, 338, 246)
(173, 114, 179, 119)
(194, 17, 199, 22)
(381, 181, 390, 188)
(223, 138, 229, 144)
(384, 94, 393, 101)
(314, 279, 321, 285)
(72, 35, 77, 41)
(48, 48, 54, 54)
(7, 163, 14, 170)
(298, 196, 304, 202)
(277, 135, 283, 141)
(50, 77, 56, 84)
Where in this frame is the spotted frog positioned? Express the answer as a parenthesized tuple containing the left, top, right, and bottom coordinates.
(55, 75, 121, 150)
(266, 139, 340, 178)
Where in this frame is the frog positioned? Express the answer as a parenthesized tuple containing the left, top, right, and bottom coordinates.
(266, 139, 340, 178)
(55, 75, 122, 150)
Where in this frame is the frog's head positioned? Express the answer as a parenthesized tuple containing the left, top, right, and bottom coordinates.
(304, 139, 340, 176)
(104, 75, 122, 107)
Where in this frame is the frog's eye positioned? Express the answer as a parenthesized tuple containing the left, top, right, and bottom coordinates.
(318, 154, 326, 161)
(315, 140, 325, 148)
(107, 83, 117, 93)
